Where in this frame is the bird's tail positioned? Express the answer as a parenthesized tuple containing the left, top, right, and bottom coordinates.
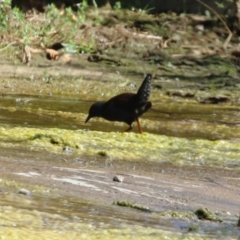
(136, 74, 152, 101)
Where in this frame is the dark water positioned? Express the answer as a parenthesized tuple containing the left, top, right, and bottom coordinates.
(0, 94, 88, 128)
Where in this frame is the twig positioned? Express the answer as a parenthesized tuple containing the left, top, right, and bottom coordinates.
(92, 0, 98, 8)
(195, 0, 232, 49)
(0, 41, 17, 52)
(132, 32, 162, 41)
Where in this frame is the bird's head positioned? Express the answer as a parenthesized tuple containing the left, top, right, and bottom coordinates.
(85, 102, 105, 123)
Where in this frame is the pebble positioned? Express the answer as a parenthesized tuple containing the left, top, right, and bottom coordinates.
(63, 146, 74, 153)
(113, 175, 124, 182)
(18, 188, 31, 196)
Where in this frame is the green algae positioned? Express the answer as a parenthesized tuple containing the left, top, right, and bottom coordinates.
(187, 225, 199, 233)
(97, 151, 108, 157)
(159, 210, 196, 220)
(0, 191, 225, 240)
(0, 205, 214, 240)
(195, 207, 223, 222)
(0, 178, 54, 194)
(113, 200, 150, 212)
(159, 209, 222, 223)
(0, 198, 234, 240)
(0, 126, 240, 167)
(0, 184, 218, 240)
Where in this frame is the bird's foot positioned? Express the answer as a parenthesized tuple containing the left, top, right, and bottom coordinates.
(123, 126, 132, 132)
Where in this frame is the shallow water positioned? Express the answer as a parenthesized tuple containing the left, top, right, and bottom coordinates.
(0, 94, 240, 140)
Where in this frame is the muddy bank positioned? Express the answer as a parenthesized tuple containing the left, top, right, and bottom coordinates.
(0, 146, 240, 239)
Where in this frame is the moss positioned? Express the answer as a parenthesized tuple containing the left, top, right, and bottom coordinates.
(97, 151, 108, 157)
(195, 207, 222, 222)
(159, 210, 195, 220)
(187, 225, 199, 232)
(113, 200, 150, 212)
(30, 134, 64, 145)
(0, 126, 240, 166)
(0, 178, 53, 193)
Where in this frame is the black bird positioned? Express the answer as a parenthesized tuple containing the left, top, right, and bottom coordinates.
(85, 74, 152, 133)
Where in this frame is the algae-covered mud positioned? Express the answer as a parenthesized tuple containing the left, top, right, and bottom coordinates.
(1, 126, 240, 167)
(0, 148, 240, 240)
(1, 4, 240, 239)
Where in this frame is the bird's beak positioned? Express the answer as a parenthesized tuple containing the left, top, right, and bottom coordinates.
(85, 115, 91, 123)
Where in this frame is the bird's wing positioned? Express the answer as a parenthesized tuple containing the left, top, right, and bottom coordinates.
(106, 93, 135, 112)
(102, 93, 136, 124)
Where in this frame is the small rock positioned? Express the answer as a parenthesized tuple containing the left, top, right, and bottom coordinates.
(18, 188, 31, 196)
(194, 207, 222, 222)
(63, 146, 74, 153)
(113, 175, 124, 182)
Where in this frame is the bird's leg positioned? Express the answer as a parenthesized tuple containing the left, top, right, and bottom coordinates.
(135, 118, 142, 134)
(123, 125, 132, 132)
